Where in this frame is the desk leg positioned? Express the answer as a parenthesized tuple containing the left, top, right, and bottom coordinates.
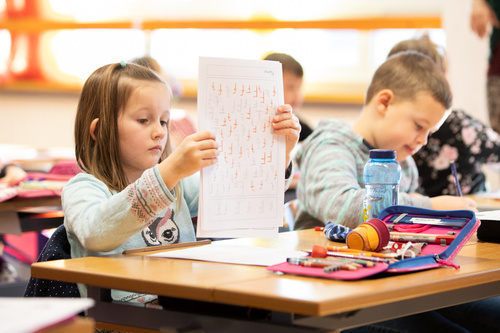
(86, 286, 330, 333)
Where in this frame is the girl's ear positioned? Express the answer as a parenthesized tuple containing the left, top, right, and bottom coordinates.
(90, 118, 99, 141)
(375, 89, 395, 116)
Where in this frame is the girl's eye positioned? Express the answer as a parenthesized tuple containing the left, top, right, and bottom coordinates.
(138, 119, 147, 124)
(160, 120, 168, 127)
(415, 122, 423, 130)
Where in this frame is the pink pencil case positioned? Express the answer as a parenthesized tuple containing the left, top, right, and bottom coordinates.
(267, 206, 480, 280)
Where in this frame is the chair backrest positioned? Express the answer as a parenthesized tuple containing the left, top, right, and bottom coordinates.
(24, 224, 80, 298)
(281, 199, 298, 232)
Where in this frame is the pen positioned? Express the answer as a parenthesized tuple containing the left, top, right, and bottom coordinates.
(122, 239, 211, 254)
(450, 161, 462, 197)
(305, 250, 397, 264)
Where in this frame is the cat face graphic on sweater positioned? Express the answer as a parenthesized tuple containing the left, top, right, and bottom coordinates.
(142, 209, 180, 245)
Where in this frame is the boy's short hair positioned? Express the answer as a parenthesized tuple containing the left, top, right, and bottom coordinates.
(263, 52, 303, 78)
(365, 50, 452, 109)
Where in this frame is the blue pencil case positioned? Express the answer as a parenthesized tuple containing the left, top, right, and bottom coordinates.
(379, 205, 479, 273)
(267, 205, 480, 280)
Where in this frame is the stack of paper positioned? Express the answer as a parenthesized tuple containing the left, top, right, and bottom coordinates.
(1, 297, 94, 333)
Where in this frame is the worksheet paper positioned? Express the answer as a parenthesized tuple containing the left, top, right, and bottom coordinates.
(149, 243, 308, 266)
(197, 57, 285, 238)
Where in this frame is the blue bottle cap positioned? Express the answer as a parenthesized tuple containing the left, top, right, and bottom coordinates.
(369, 149, 396, 159)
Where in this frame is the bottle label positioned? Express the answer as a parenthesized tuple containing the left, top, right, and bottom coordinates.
(363, 205, 372, 223)
(363, 185, 399, 222)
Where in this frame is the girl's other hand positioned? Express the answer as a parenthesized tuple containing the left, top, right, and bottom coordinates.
(273, 104, 301, 167)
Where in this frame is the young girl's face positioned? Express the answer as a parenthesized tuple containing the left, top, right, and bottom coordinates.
(118, 81, 171, 182)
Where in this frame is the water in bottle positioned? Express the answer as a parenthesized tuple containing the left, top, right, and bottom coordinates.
(362, 149, 401, 222)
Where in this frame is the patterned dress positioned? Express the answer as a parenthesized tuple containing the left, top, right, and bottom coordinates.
(413, 109, 500, 196)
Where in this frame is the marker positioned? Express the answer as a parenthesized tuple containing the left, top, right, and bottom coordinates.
(326, 246, 397, 259)
(390, 234, 455, 245)
(315, 226, 325, 231)
(308, 256, 375, 267)
(324, 251, 397, 264)
(287, 257, 361, 271)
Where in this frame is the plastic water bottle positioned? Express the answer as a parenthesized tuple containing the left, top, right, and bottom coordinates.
(362, 149, 401, 222)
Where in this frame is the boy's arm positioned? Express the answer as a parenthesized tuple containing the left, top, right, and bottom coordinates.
(297, 143, 366, 229)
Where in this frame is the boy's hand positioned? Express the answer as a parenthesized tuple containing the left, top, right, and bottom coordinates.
(273, 104, 301, 167)
(430, 195, 478, 212)
(159, 131, 219, 189)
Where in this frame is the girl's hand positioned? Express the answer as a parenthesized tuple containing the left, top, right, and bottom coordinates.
(273, 104, 301, 167)
(159, 131, 219, 189)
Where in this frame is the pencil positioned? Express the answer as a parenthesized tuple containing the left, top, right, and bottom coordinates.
(326, 246, 396, 259)
(122, 239, 211, 254)
(450, 161, 462, 197)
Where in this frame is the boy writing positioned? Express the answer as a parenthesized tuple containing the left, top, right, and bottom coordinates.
(294, 51, 477, 230)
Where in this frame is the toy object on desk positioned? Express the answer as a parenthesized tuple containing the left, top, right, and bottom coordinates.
(346, 218, 390, 251)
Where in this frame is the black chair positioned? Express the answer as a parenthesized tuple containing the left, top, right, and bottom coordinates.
(24, 224, 80, 298)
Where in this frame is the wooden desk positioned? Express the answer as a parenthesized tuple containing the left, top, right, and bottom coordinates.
(31, 230, 500, 332)
(0, 196, 61, 213)
(467, 194, 500, 211)
(0, 196, 62, 235)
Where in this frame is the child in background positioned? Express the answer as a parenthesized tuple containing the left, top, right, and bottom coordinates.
(263, 52, 314, 142)
(0, 162, 26, 185)
(387, 35, 500, 196)
(129, 56, 184, 102)
(294, 51, 476, 231)
(64, 62, 300, 302)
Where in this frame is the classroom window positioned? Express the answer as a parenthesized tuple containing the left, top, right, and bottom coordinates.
(0, 30, 12, 76)
(44, 29, 146, 83)
(370, 29, 446, 67)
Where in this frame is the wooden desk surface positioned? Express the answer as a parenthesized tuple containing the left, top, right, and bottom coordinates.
(0, 196, 61, 213)
(31, 229, 500, 318)
(467, 194, 500, 211)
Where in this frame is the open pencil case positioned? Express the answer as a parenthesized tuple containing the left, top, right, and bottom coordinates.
(267, 205, 480, 280)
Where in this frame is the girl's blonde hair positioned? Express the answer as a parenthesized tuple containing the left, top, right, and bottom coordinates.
(74, 62, 182, 202)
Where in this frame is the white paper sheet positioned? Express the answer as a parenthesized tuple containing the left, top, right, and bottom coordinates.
(0, 297, 94, 333)
(149, 243, 307, 266)
(476, 210, 500, 220)
(197, 57, 285, 238)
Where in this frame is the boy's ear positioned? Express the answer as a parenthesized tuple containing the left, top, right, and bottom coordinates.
(375, 89, 395, 116)
(90, 118, 99, 141)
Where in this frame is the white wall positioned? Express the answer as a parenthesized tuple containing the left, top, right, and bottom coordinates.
(443, 0, 490, 123)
